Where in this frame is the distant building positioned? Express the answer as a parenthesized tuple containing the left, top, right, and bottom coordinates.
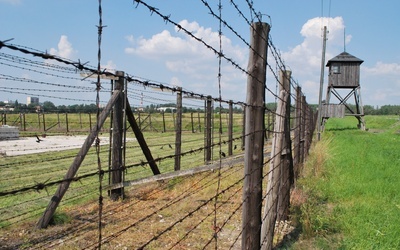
(27, 97, 39, 105)
(0, 125, 19, 140)
(156, 107, 176, 113)
(0, 105, 14, 112)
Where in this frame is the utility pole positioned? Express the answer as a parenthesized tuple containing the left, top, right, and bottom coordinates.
(317, 26, 327, 141)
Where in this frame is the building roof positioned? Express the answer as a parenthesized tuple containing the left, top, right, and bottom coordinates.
(326, 51, 364, 66)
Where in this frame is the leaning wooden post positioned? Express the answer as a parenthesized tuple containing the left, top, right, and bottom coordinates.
(110, 71, 125, 201)
(174, 87, 182, 171)
(205, 96, 213, 163)
(125, 103, 160, 175)
(242, 22, 270, 250)
(36, 90, 122, 229)
(228, 100, 233, 156)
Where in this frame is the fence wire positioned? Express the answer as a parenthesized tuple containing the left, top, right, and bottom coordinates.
(0, 0, 317, 249)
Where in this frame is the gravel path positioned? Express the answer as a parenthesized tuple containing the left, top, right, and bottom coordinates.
(0, 135, 135, 156)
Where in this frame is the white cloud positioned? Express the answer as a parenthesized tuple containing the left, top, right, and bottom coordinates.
(283, 17, 347, 75)
(280, 17, 353, 103)
(102, 60, 117, 73)
(125, 20, 247, 98)
(170, 76, 182, 87)
(360, 62, 400, 105)
(363, 62, 400, 76)
(49, 35, 76, 59)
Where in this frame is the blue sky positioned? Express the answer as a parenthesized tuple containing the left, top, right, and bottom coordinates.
(1, 0, 399, 107)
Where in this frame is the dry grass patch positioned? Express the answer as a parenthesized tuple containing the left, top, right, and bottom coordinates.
(0, 163, 244, 249)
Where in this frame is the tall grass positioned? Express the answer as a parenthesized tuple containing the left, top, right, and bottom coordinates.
(289, 116, 400, 249)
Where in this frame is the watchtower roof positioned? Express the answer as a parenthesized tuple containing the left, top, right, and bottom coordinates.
(326, 51, 363, 67)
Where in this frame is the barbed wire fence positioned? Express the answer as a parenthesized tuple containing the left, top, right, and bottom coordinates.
(0, 0, 317, 249)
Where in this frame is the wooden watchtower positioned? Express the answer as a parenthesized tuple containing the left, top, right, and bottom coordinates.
(322, 51, 366, 130)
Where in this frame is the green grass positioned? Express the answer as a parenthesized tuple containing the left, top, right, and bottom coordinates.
(2, 112, 245, 136)
(0, 111, 249, 229)
(288, 115, 400, 249)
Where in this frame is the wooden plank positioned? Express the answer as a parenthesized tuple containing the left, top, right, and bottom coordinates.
(80, 72, 119, 80)
(108, 154, 248, 189)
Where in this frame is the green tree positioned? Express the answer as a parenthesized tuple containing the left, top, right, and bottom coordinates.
(43, 101, 57, 112)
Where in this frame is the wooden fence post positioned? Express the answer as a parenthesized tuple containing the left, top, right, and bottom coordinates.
(138, 112, 141, 131)
(88, 113, 92, 132)
(261, 90, 287, 250)
(293, 86, 302, 174)
(197, 112, 201, 132)
(301, 95, 306, 162)
(79, 112, 83, 129)
(162, 111, 166, 132)
(57, 112, 60, 129)
(191, 112, 195, 133)
(241, 105, 246, 150)
(228, 100, 233, 156)
(175, 87, 182, 171)
(110, 71, 125, 201)
(37, 113, 41, 130)
(65, 113, 69, 133)
(172, 111, 176, 130)
(42, 113, 46, 132)
(242, 22, 270, 250)
(277, 70, 293, 222)
(267, 112, 271, 139)
(205, 96, 213, 163)
(19, 113, 23, 130)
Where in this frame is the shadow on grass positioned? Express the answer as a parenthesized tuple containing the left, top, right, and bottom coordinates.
(325, 127, 358, 132)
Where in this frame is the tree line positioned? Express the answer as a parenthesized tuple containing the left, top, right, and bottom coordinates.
(1, 101, 399, 115)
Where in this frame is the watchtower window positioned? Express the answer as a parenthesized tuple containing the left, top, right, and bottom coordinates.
(332, 65, 340, 74)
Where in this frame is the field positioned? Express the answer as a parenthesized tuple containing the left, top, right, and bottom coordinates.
(287, 115, 400, 249)
(6, 113, 399, 248)
(0, 112, 255, 248)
